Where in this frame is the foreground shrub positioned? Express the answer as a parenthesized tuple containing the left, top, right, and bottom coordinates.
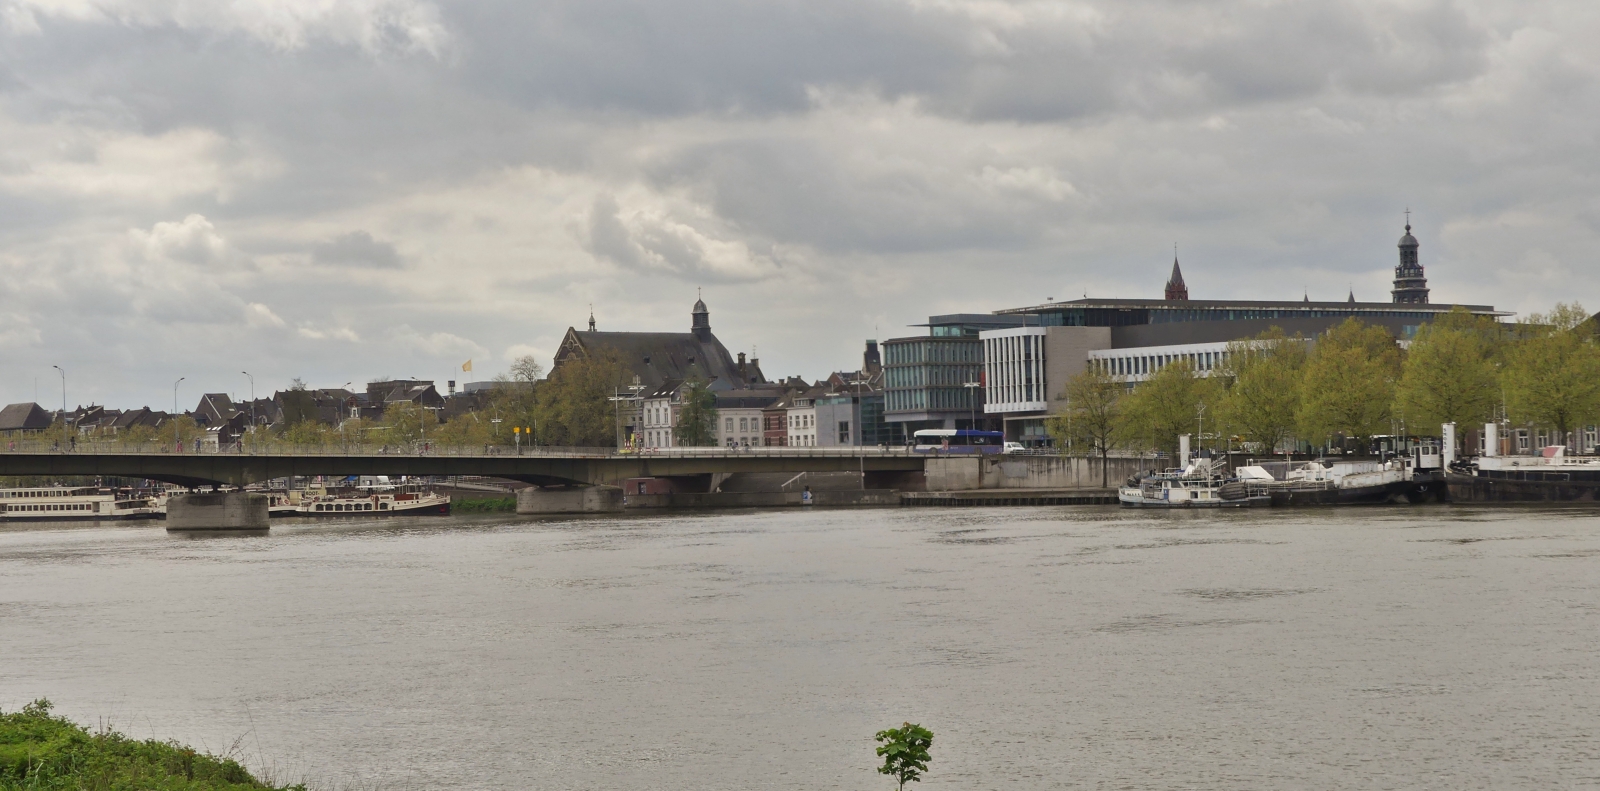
(0, 699, 301, 791)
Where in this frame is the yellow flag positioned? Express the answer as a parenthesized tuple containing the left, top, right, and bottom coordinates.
(462, 359, 472, 372)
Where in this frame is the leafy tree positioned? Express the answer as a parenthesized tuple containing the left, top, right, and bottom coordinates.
(376, 401, 437, 447)
(1297, 318, 1401, 450)
(532, 348, 629, 447)
(1046, 364, 1125, 487)
(1216, 328, 1308, 454)
(1117, 358, 1216, 457)
(1502, 302, 1600, 444)
(672, 378, 719, 447)
(136, 415, 204, 449)
(428, 410, 499, 448)
(875, 722, 933, 791)
(509, 355, 545, 383)
(278, 417, 336, 447)
(1394, 307, 1503, 441)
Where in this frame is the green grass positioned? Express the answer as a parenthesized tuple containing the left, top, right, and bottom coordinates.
(453, 496, 516, 513)
(0, 700, 300, 791)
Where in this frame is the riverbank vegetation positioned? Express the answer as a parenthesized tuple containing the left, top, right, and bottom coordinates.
(1049, 303, 1600, 457)
(0, 699, 300, 790)
(453, 496, 516, 513)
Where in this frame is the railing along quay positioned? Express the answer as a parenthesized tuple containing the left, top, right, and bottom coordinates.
(0, 441, 920, 459)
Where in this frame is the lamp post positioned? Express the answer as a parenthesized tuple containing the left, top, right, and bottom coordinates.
(173, 377, 185, 451)
(241, 371, 256, 433)
(51, 365, 66, 450)
(963, 381, 980, 432)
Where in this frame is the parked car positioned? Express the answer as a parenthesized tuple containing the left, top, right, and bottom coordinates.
(1003, 442, 1026, 454)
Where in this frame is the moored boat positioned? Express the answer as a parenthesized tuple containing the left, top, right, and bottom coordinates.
(1449, 439, 1600, 503)
(268, 481, 451, 517)
(1235, 457, 1440, 506)
(0, 485, 166, 522)
(1119, 456, 1268, 508)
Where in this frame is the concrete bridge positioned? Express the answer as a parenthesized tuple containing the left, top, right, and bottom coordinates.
(0, 447, 927, 490)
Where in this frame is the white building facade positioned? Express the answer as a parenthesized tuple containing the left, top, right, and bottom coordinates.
(787, 395, 818, 447)
(1086, 341, 1234, 383)
(639, 386, 682, 449)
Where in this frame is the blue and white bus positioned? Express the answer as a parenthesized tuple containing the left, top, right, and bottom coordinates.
(912, 429, 1005, 454)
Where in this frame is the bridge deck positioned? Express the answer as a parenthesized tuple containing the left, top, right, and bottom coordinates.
(0, 445, 929, 487)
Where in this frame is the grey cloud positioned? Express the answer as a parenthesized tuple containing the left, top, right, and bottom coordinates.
(582, 193, 778, 282)
(0, 0, 1595, 408)
(311, 230, 403, 268)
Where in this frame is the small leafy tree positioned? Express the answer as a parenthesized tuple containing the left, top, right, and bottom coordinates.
(1217, 328, 1308, 454)
(875, 722, 933, 791)
(672, 378, 719, 447)
(1117, 358, 1217, 457)
(1394, 307, 1503, 441)
(1297, 318, 1401, 450)
(1046, 364, 1125, 487)
(1502, 302, 1600, 445)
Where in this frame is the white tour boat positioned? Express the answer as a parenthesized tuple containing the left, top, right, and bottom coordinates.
(0, 485, 166, 522)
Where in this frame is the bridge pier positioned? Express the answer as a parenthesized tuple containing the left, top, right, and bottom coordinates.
(166, 492, 270, 531)
(515, 485, 624, 515)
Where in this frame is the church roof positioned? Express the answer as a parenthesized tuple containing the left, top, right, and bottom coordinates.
(0, 402, 52, 431)
(558, 329, 748, 390)
(1164, 256, 1189, 300)
(1398, 224, 1418, 248)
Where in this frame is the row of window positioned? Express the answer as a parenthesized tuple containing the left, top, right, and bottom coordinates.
(984, 333, 1045, 406)
(884, 364, 983, 389)
(0, 489, 90, 498)
(885, 388, 980, 412)
(1035, 306, 1451, 327)
(1091, 350, 1229, 377)
(312, 502, 386, 512)
(882, 339, 983, 365)
(6, 502, 95, 512)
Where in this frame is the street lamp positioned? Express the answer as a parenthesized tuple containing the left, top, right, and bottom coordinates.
(241, 371, 256, 433)
(963, 381, 981, 432)
(173, 377, 185, 451)
(51, 365, 67, 450)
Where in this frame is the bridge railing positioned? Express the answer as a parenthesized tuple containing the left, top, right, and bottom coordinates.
(0, 438, 923, 458)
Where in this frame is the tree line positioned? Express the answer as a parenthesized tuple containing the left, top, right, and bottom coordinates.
(184, 349, 717, 450)
(1050, 304, 1600, 485)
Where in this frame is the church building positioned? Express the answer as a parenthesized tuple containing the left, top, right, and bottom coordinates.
(553, 297, 766, 391)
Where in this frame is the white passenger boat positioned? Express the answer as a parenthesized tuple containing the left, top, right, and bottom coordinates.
(0, 485, 166, 522)
(1118, 458, 1267, 508)
(269, 483, 451, 517)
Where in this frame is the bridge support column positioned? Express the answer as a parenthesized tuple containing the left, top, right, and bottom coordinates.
(516, 485, 624, 515)
(166, 492, 270, 531)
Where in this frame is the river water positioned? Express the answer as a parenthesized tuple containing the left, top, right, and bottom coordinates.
(1, 506, 1596, 789)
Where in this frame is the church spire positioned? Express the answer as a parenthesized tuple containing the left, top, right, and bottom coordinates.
(691, 292, 712, 341)
(1391, 211, 1429, 304)
(1164, 245, 1189, 300)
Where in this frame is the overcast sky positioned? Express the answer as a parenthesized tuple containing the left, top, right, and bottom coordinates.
(1, 0, 1596, 409)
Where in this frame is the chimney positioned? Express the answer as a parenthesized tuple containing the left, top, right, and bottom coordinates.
(738, 351, 747, 380)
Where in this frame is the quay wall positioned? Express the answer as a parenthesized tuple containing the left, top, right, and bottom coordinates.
(516, 486, 624, 514)
(925, 455, 1146, 491)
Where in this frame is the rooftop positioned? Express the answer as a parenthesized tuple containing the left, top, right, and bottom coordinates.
(997, 297, 1507, 316)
